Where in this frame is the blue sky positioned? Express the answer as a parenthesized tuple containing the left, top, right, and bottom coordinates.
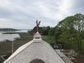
(0, 0, 84, 29)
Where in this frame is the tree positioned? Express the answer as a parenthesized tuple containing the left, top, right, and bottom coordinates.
(49, 13, 84, 53)
(29, 26, 50, 35)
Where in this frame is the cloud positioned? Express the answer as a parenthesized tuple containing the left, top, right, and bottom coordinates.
(0, 18, 30, 29)
(0, 0, 84, 29)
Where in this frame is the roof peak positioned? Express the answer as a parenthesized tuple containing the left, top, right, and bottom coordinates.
(33, 32, 42, 40)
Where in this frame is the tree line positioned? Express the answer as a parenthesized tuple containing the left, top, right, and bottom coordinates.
(49, 13, 84, 53)
(28, 26, 50, 35)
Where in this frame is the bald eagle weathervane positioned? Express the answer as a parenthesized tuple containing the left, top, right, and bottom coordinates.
(36, 20, 41, 32)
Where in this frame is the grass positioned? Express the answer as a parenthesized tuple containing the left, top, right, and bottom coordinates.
(42, 35, 55, 43)
(0, 33, 33, 55)
(0, 33, 33, 63)
(0, 57, 3, 63)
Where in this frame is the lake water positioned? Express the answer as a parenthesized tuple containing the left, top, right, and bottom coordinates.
(0, 29, 30, 42)
(0, 33, 20, 42)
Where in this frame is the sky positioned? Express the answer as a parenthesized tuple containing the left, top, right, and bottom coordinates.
(0, 0, 84, 29)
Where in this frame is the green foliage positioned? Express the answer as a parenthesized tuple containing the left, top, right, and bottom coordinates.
(49, 13, 84, 53)
(29, 26, 50, 35)
(48, 27, 55, 36)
